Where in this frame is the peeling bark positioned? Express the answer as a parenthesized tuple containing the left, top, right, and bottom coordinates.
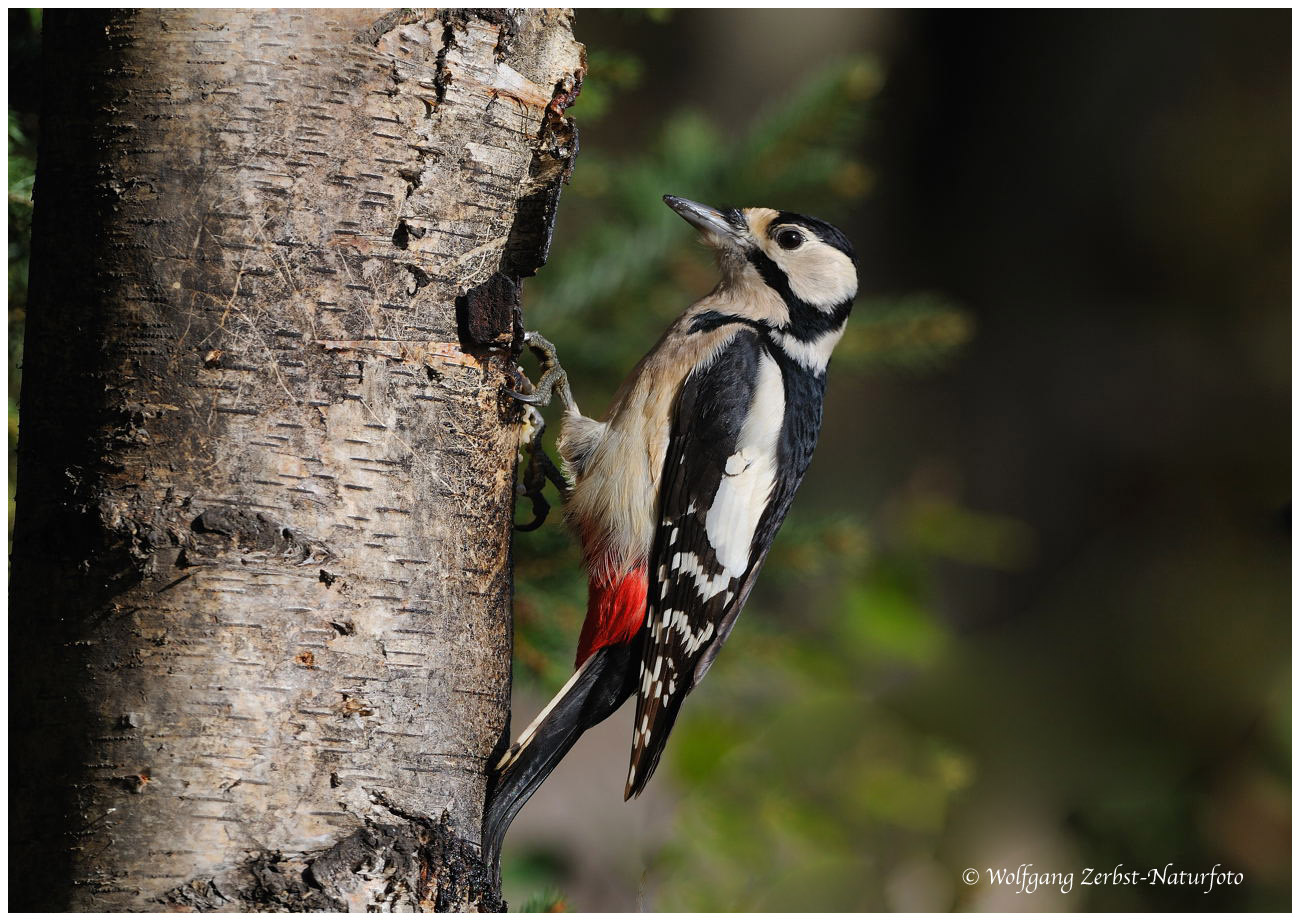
(10, 8, 583, 911)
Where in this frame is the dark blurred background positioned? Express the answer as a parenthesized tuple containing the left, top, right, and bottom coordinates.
(8, 8, 1290, 912)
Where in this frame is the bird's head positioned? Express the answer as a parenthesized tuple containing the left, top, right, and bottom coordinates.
(663, 195, 858, 319)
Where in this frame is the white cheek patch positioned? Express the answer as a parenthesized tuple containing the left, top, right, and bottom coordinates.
(776, 243, 857, 310)
(704, 352, 784, 576)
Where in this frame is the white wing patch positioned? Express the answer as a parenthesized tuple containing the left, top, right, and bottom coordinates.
(704, 352, 785, 575)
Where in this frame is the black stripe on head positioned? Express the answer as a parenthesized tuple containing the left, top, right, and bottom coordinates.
(772, 211, 856, 262)
(688, 310, 765, 335)
(745, 249, 854, 343)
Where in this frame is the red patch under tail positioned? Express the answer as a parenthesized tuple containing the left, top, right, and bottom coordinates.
(575, 565, 648, 668)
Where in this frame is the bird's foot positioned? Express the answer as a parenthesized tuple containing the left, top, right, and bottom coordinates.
(504, 331, 576, 412)
(513, 399, 572, 532)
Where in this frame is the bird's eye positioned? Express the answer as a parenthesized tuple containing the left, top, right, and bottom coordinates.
(776, 229, 804, 250)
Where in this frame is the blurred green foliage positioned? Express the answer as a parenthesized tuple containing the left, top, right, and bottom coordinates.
(506, 32, 978, 911)
(505, 848, 571, 913)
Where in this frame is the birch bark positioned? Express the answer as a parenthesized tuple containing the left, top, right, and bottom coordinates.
(10, 8, 582, 911)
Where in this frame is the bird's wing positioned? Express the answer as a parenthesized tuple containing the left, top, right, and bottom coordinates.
(625, 329, 789, 798)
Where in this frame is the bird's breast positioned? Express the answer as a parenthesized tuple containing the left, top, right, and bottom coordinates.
(562, 322, 743, 576)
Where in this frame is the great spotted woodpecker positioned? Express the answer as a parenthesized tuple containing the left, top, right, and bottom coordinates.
(484, 195, 857, 865)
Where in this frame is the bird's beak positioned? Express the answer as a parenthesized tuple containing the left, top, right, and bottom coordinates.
(663, 195, 746, 250)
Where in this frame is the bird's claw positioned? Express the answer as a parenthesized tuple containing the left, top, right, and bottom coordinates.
(505, 331, 575, 413)
(510, 363, 572, 531)
(505, 387, 543, 406)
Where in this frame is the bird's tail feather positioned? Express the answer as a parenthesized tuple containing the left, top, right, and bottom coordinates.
(482, 641, 639, 873)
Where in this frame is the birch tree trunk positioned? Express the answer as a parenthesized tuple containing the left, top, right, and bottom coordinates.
(10, 9, 582, 911)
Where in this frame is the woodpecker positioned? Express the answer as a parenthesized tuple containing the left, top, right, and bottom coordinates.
(484, 195, 857, 866)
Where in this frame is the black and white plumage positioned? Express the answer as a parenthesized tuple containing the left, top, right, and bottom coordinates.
(628, 327, 824, 794)
(484, 196, 857, 865)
